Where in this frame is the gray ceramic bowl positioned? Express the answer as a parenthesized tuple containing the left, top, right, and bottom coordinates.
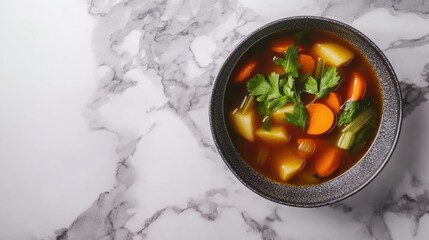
(210, 16, 402, 207)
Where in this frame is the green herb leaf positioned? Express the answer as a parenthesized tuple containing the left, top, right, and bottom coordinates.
(256, 102, 272, 131)
(274, 44, 300, 78)
(285, 102, 308, 130)
(317, 66, 341, 99)
(337, 99, 370, 127)
(262, 116, 272, 131)
(246, 72, 282, 102)
(349, 118, 377, 154)
(304, 76, 318, 95)
(282, 75, 294, 100)
(305, 67, 341, 106)
(268, 96, 288, 112)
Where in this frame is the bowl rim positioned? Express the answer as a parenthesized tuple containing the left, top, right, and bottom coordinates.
(209, 16, 403, 207)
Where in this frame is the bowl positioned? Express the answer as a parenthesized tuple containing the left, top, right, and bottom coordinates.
(209, 16, 402, 207)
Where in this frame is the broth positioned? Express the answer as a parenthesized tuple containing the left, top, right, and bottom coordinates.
(225, 30, 382, 185)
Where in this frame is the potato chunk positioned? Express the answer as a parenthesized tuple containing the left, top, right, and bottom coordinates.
(230, 109, 256, 142)
(256, 126, 290, 144)
(271, 103, 294, 124)
(274, 150, 306, 182)
(313, 43, 354, 67)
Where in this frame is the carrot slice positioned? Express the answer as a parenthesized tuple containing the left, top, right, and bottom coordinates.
(234, 61, 257, 83)
(314, 147, 341, 177)
(321, 92, 341, 114)
(347, 72, 366, 101)
(306, 103, 334, 135)
(299, 54, 315, 74)
(271, 38, 303, 53)
(271, 38, 294, 53)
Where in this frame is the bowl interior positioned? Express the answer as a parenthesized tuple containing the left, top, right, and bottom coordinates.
(210, 16, 402, 207)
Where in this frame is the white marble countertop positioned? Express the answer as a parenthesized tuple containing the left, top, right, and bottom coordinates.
(1, 0, 429, 239)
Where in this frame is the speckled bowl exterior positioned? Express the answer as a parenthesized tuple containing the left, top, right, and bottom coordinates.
(209, 16, 402, 207)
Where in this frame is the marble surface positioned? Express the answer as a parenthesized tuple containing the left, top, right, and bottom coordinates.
(1, 0, 429, 239)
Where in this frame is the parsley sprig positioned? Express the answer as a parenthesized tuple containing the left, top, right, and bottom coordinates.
(273, 44, 300, 78)
(246, 44, 341, 131)
(304, 66, 341, 106)
(285, 102, 308, 130)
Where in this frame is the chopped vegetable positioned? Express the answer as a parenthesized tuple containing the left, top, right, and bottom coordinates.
(271, 38, 303, 53)
(230, 109, 256, 142)
(322, 92, 341, 114)
(268, 62, 285, 75)
(285, 102, 308, 130)
(255, 147, 270, 165)
(313, 42, 355, 67)
(297, 139, 316, 156)
(298, 54, 315, 74)
(240, 95, 256, 115)
(349, 118, 377, 154)
(272, 103, 294, 123)
(314, 147, 340, 177)
(337, 99, 369, 127)
(273, 44, 300, 78)
(256, 126, 291, 144)
(342, 107, 377, 134)
(230, 95, 256, 142)
(314, 57, 326, 80)
(274, 150, 306, 181)
(306, 103, 334, 135)
(337, 131, 355, 150)
(235, 60, 257, 83)
(347, 72, 366, 101)
(338, 106, 377, 150)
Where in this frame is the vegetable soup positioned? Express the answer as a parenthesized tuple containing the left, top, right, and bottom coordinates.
(225, 30, 382, 185)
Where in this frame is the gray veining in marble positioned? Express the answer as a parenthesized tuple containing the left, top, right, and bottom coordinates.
(23, 0, 428, 239)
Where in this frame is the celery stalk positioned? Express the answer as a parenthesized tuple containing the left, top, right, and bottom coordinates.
(342, 107, 376, 134)
(240, 95, 255, 114)
(314, 57, 325, 80)
(337, 131, 355, 150)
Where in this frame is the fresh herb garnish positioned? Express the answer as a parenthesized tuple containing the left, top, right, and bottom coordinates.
(282, 75, 301, 103)
(273, 44, 300, 78)
(246, 73, 281, 102)
(246, 45, 342, 132)
(318, 67, 341, 98)
(349, 118, 377, 154)
(304, 76, 318, 95)
(304, 66, 341, 105)
(285, 102, 308, 130)
(247, 72, 286, 131)
(337, 99, 370, 127)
